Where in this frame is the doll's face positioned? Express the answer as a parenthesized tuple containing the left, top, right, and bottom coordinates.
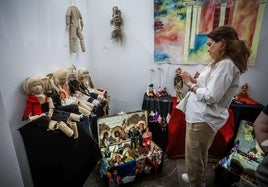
(81, 77, 90, 87)
(29, 80, 43, 95)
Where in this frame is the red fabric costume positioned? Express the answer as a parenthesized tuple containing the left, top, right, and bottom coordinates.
(22, 94, 48, 119)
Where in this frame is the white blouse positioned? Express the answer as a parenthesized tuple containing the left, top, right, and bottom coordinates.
(185, 59, 240, 132)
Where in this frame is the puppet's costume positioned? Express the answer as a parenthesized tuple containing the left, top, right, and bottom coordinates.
(66, 6, 86, 53)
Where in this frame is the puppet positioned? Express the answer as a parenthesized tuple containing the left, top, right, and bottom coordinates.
(21, 76, 78, 139)
(78, 67, 110, 116)
(66, 6, 86, 52)
(146, 84, 156, 97)
(51, 68, 94, 116)
(110, 6, 124, 45)
(174, 68, 185, 102)
(68, 65, 104, 108)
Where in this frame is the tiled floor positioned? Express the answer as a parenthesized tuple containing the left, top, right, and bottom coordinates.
(83, 153, 220, 187)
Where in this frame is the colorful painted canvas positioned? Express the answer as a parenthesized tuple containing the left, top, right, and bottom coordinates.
(154, 0, 266, 65)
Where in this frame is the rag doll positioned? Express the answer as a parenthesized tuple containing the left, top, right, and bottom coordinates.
(78, 67, 110, 116)
(51, 68, 94, 116)
(66, 6, 86, 53)
(21, 76, 78, 139)
(42, 75, 87, 123)
(68, 65, 103, 107)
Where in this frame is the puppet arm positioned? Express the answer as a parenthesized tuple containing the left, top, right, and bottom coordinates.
(47, 97, 55, 119)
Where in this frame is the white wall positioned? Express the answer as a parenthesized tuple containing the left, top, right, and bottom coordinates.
(0, 0, 267, 186)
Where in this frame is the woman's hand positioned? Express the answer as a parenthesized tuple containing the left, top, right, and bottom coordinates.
(180, 71, 193, 87)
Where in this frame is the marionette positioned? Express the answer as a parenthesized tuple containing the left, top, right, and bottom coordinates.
(146, 84, 156, 97)
(174, 68, 185, 102)
(78, 67, 108, 99)
(110, 6, 124, 45)
(21, 76, 78, 139)
(66, 6, 86, 52)
(67, 65, 104, 108)
(78, 67, 110, 116)
(51, 68, 94, 116)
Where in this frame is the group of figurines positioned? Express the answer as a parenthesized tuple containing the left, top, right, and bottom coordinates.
(21, 64, 110, 140)
(97, 112, 162, 186)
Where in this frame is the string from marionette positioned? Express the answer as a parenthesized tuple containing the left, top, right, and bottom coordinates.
(21, 76, 78, 139)
(110, 6, 124, 45)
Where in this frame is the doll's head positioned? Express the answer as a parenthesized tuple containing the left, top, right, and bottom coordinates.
(42, 74, 54, 94)
(78, 67, 93, 87)
(53, 68, 69, 85)
(68, 64, 77, 81)
(23, 76, 44, 95)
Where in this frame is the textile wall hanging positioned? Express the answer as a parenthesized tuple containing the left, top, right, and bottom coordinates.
(154, 0, 266, 65)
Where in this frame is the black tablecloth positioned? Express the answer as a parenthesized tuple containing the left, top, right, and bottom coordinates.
(230, 101, 263, 135)
(142, 94, 173, 118)
(18, 118, 101, 187)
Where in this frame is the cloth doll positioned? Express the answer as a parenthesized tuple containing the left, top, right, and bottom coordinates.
(66, 6, 86, 53)
(78, 67, 110, 116)
(78, 67, 108, 99)
(21, 76, 78, 139)
(51, 68, 94, 116)
(67, 65, 103, 108)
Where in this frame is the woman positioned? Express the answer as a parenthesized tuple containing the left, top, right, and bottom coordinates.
(178, 25, 250, 186)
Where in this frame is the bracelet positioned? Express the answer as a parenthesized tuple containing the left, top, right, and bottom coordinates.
(190, 84, 197, 91)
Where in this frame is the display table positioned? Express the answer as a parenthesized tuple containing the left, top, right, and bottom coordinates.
(166, 97, 236, 158)
(142, 94, 173, 118)
(230, 101, 263, 135)
(19, 118, 102, 187)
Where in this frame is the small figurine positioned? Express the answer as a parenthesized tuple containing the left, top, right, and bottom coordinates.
(235, 83, 258, 105)
(128, 126, 139, 149)
(149, 110, 155, 122)
(108, 168, 121, 187)
(142, 127, 152, 150)
(174, 68, 185, 102)
(146, 84, 156, 97)
(137, 121, 146, 146)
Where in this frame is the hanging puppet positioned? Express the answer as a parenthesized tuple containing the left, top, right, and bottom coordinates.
(66, 6, 86, 52)
(110, 6, 124, 45)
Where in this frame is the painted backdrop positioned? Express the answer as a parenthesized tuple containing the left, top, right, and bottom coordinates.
(154, 0, 266, 65)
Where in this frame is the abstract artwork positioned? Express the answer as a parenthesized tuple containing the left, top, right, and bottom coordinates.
(154, 0, 266, 65)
